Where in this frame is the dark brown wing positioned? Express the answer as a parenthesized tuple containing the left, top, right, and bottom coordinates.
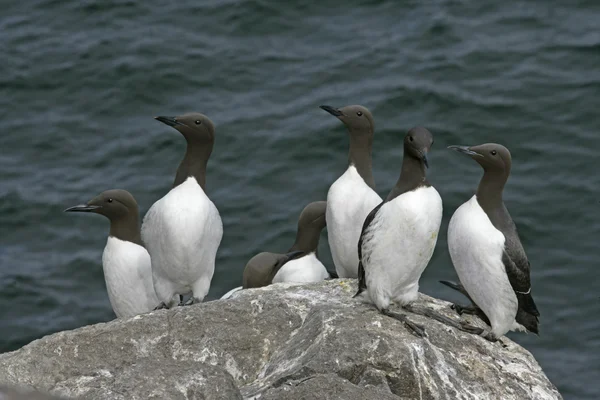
(354, 202, 384, 298)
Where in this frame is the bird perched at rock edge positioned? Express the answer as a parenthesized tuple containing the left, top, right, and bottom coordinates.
(445, 143, 539, 341)
(320, 104, 382, 279)
(142, 113, 223, 308)
(65, 189, 162, 318)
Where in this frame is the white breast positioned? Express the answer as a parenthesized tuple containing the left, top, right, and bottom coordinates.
(447, 195, 517, 337)
(272, 253, 329, 284)
(141, 177, 223, 302)
(102, 237, 159, 318)
(326, 166, 382, 278)
(361, 186, 442, 310)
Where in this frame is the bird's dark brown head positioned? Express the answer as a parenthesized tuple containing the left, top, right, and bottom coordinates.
(155, 113, 215, 145)
(404, 127, 434, 168)
(64, 189, 138, 221)
(290, 200, 327, 253)
(297, 200, 327, 232)
(320, 104, 374, 136)
(65, 189, 142, 244)
(448, 143, 512, 175)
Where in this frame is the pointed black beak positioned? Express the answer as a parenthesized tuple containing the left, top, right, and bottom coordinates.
(64, 204, 101, 213)
(319, 105, 344, 117)
(448, 145, 482, 157)
(422, 153, 429, 169)
(154, 116, 185, 127)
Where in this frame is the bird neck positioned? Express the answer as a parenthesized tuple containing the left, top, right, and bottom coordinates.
(109, 213, 142, 246)
(476, 169, 507, 214)
(386, 148, 428, 202)
(289, 226, 322, 254)
(174, 138, 213, 190)
(348, 131, 375, 190)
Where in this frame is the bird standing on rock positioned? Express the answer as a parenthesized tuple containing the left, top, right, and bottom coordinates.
(320, 104, 382, 279)
(354, 127, 450, 337)
(65, 189, 161, 318)
(446, 143, 540, 341)
(142, 113, 223, 308)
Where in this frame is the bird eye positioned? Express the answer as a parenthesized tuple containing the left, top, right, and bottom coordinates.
(409, 136, 414, 142)
(357, 111, 363, 116)
(491, 150, 497, 156)
(195, 120, 201, 125)
(107, 198, 113, 203)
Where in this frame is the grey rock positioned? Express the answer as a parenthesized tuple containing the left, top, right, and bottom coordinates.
(0, 386, 66, 400)
(258, 374, 400, 400)
(0, 280, 561, 400)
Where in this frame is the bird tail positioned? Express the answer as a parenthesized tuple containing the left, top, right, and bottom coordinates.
(516, 308, 540, 335)
(327, 270, 339, 279)
(439, 280, 464, 293)
(354, 261, 367, 298)
(517, 291, 540, 317)
(439, 280, 473, 302)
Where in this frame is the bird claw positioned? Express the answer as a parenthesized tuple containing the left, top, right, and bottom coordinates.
(477, 328, 499, 342)
(382, 309, 427, 338)
(404, 319, 427, 338)
(459, 320, 486, 335)
(450, 303, 462, 313)
(184, 297, 197, 306)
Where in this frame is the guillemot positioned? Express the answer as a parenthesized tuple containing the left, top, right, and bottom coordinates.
(446, 143, 540, 341)
(354, 127, 451, 337)
(320, 104, 382, 278)
(65, 189, 160, 318)
(242, 201, 331, 289)
(141, 113, 223, 308)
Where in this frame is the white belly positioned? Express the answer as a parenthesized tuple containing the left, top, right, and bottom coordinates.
(361, 186, 443, 310)
(141, 177, 223, 300)
(102, 237, 159, 318)
(272, 253, 329, 284)
(447, 195, 517, 337)
(327, 166, 382, 278)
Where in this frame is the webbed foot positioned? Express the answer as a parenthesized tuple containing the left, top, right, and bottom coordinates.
(184, 297, 201, 306)
(382, 309, 426, 338)
(451, 303, 479, 315)
(403, 303, 488, 336)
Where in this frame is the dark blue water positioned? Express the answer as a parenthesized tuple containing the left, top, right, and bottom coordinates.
(1, 1, 599, 398)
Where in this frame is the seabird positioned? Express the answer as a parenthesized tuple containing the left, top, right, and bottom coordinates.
(446, 143, 540, 341)
(354, 127, 465, 337)
(65, 189, 160, 318)
(242, 201, 331, 289)
(141, 113, 223, 308)
(320, 104, 382, 278)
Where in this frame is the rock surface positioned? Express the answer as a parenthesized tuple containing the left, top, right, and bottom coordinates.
(0, 385, 66, 399)
(0, 280, 561, 400)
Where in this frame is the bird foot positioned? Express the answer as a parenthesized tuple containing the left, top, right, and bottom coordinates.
(458, 320, 486, 335)
(478, 329, 500, 343)
(403, 303, 491, 337)
(450, 303, 479, 315)
(153, 302, 168, 311)
(184, 297, 200, 306)
(449, 303, 491, 326)
(382, 309, 427, 338)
